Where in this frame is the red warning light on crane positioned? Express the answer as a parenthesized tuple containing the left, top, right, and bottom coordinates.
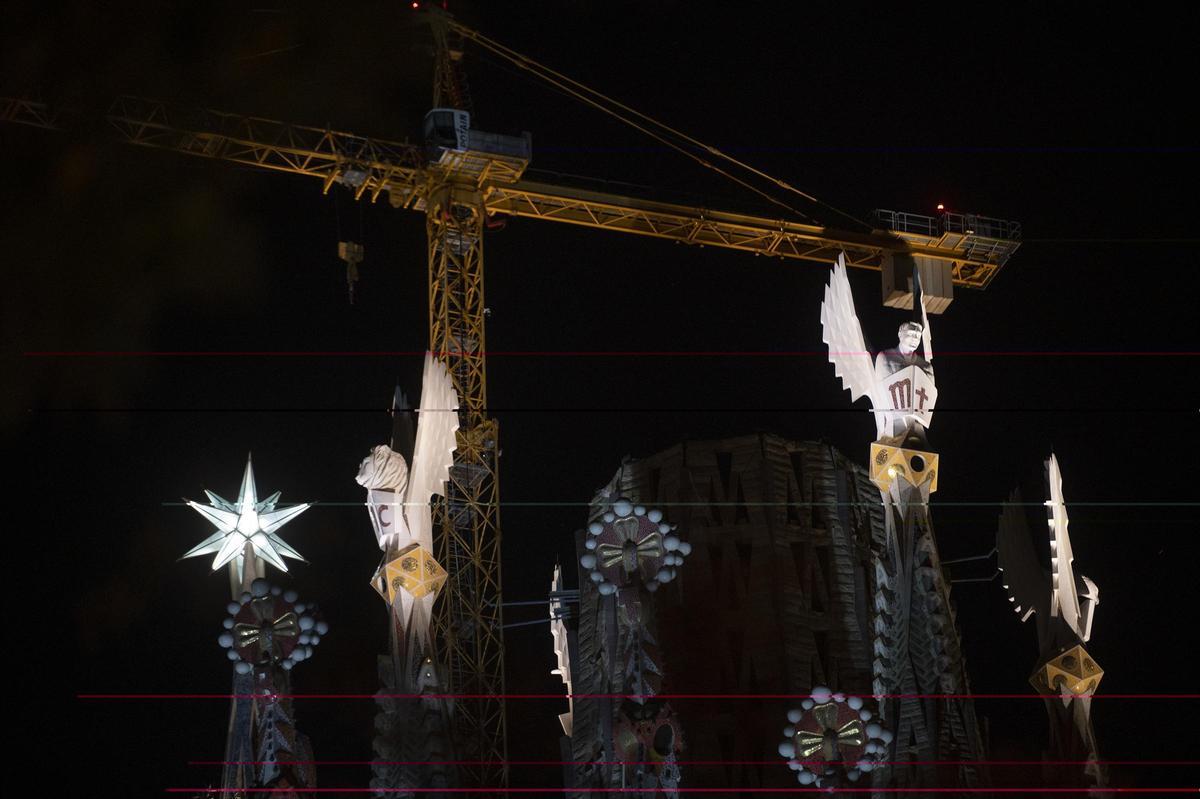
(936, 203, 945, 212)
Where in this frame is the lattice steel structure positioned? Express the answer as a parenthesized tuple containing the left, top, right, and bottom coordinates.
(2, 96, 1019, 287)
(426, 182, 508, 788)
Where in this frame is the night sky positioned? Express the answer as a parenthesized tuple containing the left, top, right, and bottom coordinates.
(8, 2, 1198, 795)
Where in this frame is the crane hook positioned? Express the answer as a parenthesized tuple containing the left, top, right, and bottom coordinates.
(338, 240, 364, 305)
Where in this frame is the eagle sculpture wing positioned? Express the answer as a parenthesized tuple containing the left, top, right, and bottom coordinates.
(820, 253, 876, 406)
(404, 353, 461, 551)
(996, 486, 1050, 623)
(1046, 453, 1092, 640)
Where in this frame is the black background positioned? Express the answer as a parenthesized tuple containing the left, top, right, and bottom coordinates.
(7, 1, 1197, 794)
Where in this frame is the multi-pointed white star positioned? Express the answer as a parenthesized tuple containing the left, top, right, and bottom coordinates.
(182, 455, 310, 579)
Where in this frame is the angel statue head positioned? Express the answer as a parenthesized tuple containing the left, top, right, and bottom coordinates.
(897, 321, 924, 355)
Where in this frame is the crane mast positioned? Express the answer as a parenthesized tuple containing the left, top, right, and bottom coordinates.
(421, 11, 511, 787)
(425, 178, 509, 791)
(430, 11, 472, 113)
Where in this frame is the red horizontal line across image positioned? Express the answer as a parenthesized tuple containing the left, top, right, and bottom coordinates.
(24, 350, 1200, 357)
(78, 692, 1200, 699)
(188, 759, 1199, 767)
(165, 788, 1198, 794)
(36, 406, 1184, 412)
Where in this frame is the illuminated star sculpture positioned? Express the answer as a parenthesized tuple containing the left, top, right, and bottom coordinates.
(182, 455, 310, 582)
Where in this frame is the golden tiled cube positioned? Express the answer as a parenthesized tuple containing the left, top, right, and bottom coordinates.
(869, 442, 939, 493)
(1029, 643, 1103, 696)
(370, 543, 448, 603)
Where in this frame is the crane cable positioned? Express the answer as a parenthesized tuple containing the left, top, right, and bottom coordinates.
(447, 19, 874, 231)
(453, 23, 810, 223)
(448, 22, 810, 222)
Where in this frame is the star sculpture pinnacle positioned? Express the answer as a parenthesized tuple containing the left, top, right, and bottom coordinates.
(182, 455, 310, 580)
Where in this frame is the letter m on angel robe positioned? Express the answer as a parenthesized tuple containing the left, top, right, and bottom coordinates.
(874, 365, 938, 430)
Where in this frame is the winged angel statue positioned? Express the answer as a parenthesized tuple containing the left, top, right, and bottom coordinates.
(355, 353, 460, 660)
(820, 254, 989, 774)
(820, 253, 936, 448)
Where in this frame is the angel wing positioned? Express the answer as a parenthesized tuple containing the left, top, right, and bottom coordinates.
(404, 352, 461, 550)
(820, 253, 875, 405)
(1046, 453, 1088, 640)
(996, 487, 1049, 623)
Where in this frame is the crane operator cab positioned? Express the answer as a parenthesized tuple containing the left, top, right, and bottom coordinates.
(424, 108, 472, 153)
(422, 108, 532, 184)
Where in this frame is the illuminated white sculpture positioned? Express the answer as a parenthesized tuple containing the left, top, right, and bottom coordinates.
(818, 252, 984, 786)
(359, 353, 460, 795)
(997, 453, 1105, 788)
(356, 353, 457, 631)
(355, 353, 457, 683)
(820, 253, 936, 445)
(549, 564, 574, 737)
(999, 453, 1099, 641)
(357, 353, 459, 560)
(182, 455, 309, 581)
(1046, 454, 1099, 642)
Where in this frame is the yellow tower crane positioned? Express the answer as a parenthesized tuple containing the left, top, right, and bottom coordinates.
(1, 19, 1019, 791)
